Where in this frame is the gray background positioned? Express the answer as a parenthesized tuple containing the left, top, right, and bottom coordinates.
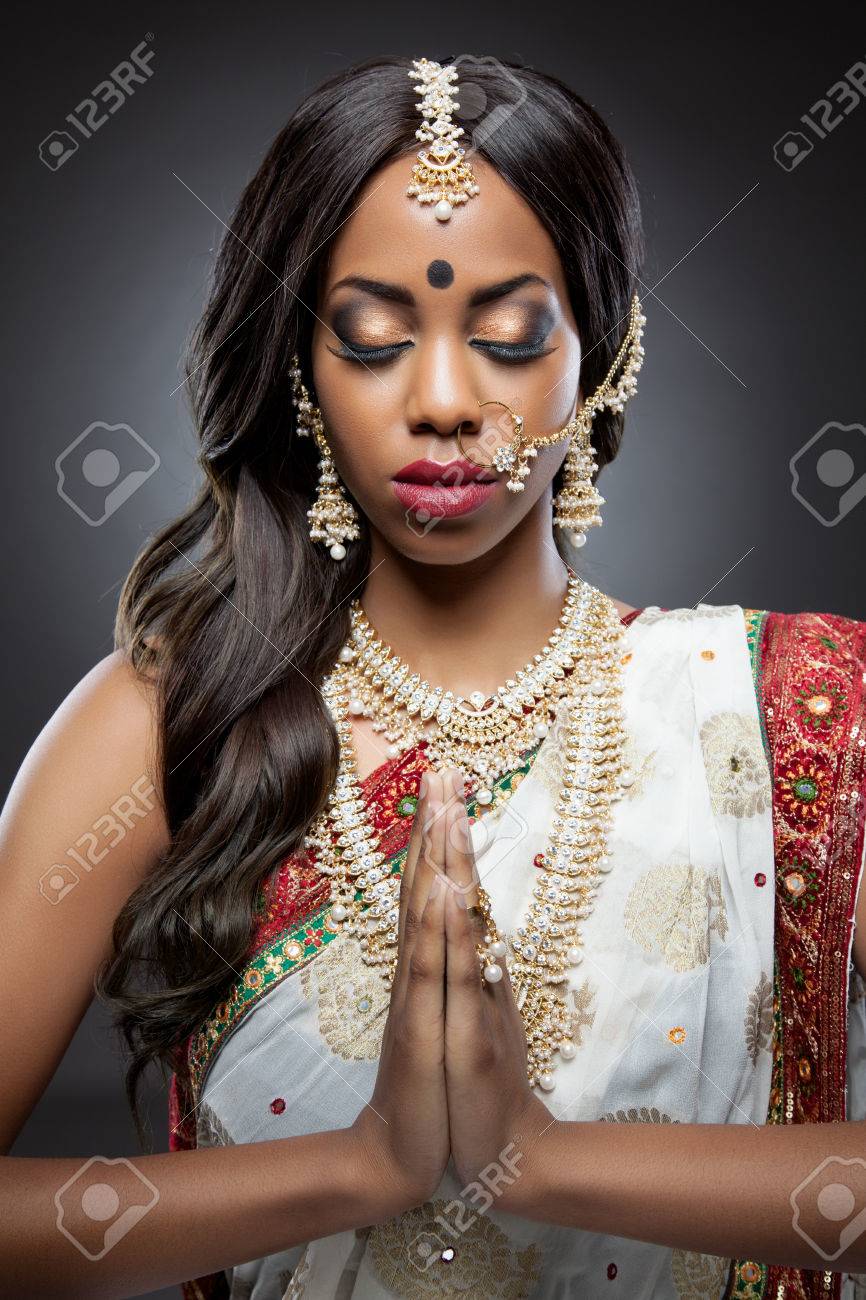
(4, 2, 865, 1296)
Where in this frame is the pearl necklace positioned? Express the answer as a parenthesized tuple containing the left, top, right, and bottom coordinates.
(338, 570, 586, 806)
(303, 575, 631, 1092)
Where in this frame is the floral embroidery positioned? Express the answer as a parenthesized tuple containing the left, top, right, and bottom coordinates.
(668, 1026, 687, 1045)
(774, 748, 833, 829)
(623, 863, 729, 972)
(570, 977, 598, 1048)
(699, 711, 771, 818)
(368, 1197, 542, 1298)
(776, 844, 821, 912)
(729, 608, 866, 1300)
(744, 972, 773, 1066)
(300, 932, 389, 1060)
(670, 1247, 731, 1298)
(791, 672, 848, 738)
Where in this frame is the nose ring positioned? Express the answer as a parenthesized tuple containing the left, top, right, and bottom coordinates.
(456, 399, 525, 469)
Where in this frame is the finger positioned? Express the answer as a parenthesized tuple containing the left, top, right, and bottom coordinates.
(401, 854, 447, 1054)
(442, 774, 487, 943)
(396, 766, 436, 954)
(394, 772, 445, 989)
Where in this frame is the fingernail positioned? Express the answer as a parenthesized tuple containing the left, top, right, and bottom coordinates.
(451, 768, 465, 798)
(456, 888, 469, 908)
(419, 771, 428, 797)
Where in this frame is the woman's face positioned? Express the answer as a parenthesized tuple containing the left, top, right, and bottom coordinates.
(310, 153, 583, 563)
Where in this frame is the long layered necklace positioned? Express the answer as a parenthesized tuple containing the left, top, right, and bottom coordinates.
(303, 573, 631, 1092)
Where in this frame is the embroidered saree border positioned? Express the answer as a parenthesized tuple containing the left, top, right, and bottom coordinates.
(728, 609, 866, 1300)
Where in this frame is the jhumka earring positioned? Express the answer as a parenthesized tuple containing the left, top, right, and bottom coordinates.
(457, 293, 647, 549)
(289, 355, 361, 561)
(406, 57, 480, 223)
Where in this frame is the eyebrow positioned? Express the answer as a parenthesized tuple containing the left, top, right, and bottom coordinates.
(328, 272, 552, 308)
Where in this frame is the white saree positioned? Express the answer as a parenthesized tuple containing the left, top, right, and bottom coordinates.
(190, 602, 812, 1299)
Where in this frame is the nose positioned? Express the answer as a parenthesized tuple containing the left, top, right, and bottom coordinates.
(404, 341, 484, 452)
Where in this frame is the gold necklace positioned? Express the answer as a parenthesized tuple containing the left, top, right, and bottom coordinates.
(303, 575, 631, 1092)
(337, 569, 585, 805)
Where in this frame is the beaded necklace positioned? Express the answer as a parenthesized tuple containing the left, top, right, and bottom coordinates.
(303, 575, 631, 1091)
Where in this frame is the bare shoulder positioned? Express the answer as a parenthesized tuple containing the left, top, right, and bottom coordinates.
(0, 646, 171, 1150)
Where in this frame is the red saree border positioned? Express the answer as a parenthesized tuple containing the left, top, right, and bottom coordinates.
(728, 609, 866, 1300)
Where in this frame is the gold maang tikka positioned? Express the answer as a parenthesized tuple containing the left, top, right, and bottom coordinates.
(406, 57, 480, 223)
(457, 292, 647, 548)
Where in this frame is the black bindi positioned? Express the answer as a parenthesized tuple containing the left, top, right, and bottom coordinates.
(426, 259, 454, 289)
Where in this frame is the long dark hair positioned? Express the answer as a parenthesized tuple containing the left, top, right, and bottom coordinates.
(95, 53, 645, 1146)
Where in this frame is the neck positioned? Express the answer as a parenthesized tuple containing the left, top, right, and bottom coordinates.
(359, 493, 633, 700)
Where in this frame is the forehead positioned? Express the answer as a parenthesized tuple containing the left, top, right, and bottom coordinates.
(318, 153, 568, 299)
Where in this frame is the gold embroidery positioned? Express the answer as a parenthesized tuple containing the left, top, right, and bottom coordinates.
(368, 1197, 542, 1298)
(744, 971, 774, 1065)
(571, 978, 598, 1047)
(699, 711, 771, 818)
(301, 933, 389, 1060)
(623, 863, 729, 972)
(620, 733, 657, 800)
(670, 1247, 731, 1298)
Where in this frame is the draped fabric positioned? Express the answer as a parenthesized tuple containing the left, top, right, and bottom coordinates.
(166, 604, 866, 1300)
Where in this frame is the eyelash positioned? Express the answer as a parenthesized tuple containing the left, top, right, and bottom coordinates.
(329, 338, 552, 366)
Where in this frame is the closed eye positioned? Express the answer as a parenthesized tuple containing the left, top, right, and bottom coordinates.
(327, 338, 556, 365)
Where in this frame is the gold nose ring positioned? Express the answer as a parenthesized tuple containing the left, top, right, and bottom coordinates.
(456, 399, 525, 469)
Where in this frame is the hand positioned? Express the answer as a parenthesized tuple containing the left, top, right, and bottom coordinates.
(348, 767, 453, 1214)
(440, 771, 554, 1211)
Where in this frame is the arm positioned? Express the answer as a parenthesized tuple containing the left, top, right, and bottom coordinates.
(0, 652, 445, 1298)
(507, 1113, 866, 1272)
(2, 1127, 401, 1299)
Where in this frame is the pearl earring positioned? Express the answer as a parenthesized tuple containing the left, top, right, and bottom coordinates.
(289, 355, 361, 561)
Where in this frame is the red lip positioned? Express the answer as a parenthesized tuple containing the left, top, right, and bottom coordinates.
(392, 457, 498, 485)
(392, 479, 496, 518)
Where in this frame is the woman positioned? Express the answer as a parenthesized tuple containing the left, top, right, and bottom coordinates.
(1, 52, 864, 1300)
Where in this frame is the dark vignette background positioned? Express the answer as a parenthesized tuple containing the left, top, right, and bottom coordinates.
(2, 3, 864, 1296)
